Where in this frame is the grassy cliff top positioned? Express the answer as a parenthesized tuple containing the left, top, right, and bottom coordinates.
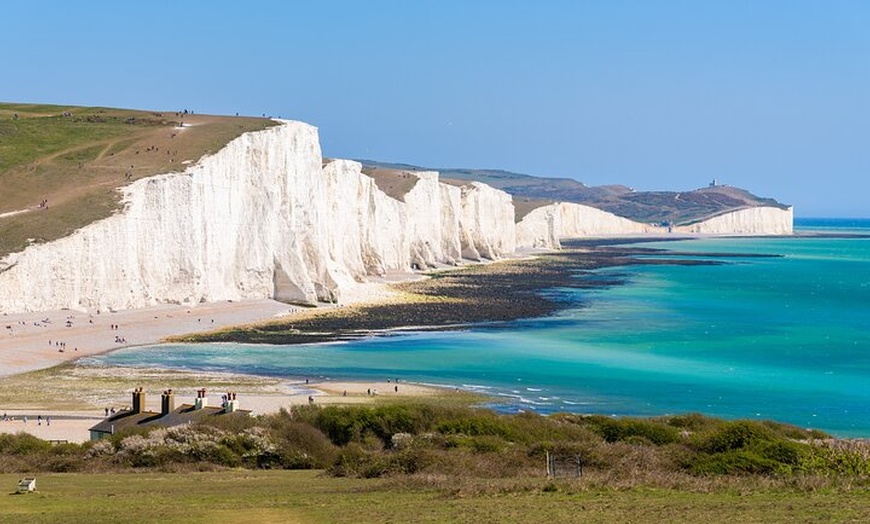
(0, 102, 275, 258)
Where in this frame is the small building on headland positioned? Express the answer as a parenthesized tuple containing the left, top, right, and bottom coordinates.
(88, 387, 250, 441)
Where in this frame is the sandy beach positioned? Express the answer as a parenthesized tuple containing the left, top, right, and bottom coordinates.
(0, 275, 417, 378)
(0, 298, 294, 377)
(0, 280, 442, 444)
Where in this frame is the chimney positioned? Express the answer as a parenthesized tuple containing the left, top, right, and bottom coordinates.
(225, 391, 239, 413)
(194, 388, 208, 410)
(132, 387, 145, 414)
(161, 389, 175, 416)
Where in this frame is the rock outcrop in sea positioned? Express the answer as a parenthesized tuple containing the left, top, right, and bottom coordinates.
(0, 120, 792, 314)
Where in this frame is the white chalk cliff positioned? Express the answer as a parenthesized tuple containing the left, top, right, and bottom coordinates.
(0, 120, 792, 314)
(516, 202, 658, 249)
(673, 206, 794, 235)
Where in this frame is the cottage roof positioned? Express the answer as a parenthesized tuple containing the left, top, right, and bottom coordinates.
(89, 403, 251, 435)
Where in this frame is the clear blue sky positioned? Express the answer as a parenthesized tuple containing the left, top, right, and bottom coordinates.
(2, 1, 867, 217)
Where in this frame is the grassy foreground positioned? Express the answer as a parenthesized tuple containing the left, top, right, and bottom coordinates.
(1, 402, 868, 523)
(0, 470, 867, 524)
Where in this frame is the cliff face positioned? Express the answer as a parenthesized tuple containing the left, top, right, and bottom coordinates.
(0, 122, 520, 313)
(0, 120, 792, 314)
(674, 206, 794, 235)
(460, 182, 517, 260)
(516, 203, 657, 248)
(0, 122, 331, 312)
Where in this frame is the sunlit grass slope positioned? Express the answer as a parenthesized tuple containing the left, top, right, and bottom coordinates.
(0, 102, 275, 257)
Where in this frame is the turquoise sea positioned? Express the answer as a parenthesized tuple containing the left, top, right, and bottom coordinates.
(89, 218, 870, 437)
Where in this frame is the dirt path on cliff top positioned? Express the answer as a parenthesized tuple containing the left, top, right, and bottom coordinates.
(0, 107, 275, 257)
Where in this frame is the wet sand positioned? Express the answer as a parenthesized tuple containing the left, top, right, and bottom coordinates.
(0, 299, 295, 377)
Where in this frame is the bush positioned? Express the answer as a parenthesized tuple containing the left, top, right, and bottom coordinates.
(691, 449, 778, 475)
(297, 404, 440, 447)
(329, 443, 388, 478)
(583, 416, 680, 445)
(686, 421, 823, 476)
(691, 440, 810, 476)
(445, 434, 509, 454)
(760, 420, 829, 441)
(265, 410, 337, 468)
(694, 420, 774, 453)
(0, 433, 52, 455)
(664, 413, 716, 432)
(206, 444, 243, 468)
(801, 441, 870, 476)
(757, 440, 806, 468)
(437, 415, 515, 440)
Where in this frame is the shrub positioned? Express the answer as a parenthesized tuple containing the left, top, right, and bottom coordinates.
(0, 433, 52, 455)
(757, 440, 806, 467)
(759, 419, 830, 440)
(293, 403, 450, 448)
(691, 449, 778, 475)
(436, 415, 514, 440)
(801, 440, 870, 476)
(277, 449, 315, 469)
(265, 411, 337, 468)
(329, 443, 388, 478)
(391, 432, 414, 450)
(391, 447, 436, 474)
(694, 420, 774, 453)
(664, 413, 716, 432)
(444, 433, 511, 453)
(583, 416, 680, 445)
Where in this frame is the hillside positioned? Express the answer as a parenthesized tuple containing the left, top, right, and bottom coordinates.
(359, 160, 790, 224)
(0, 102, 275, 257)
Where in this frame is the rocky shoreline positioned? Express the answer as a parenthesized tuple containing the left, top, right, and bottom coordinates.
(176, 237, 781, 345)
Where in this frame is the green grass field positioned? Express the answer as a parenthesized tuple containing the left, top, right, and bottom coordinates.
(0, 399, 867, 523)
(0, 470, 867, 523)
(0, 102, 274, 257)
